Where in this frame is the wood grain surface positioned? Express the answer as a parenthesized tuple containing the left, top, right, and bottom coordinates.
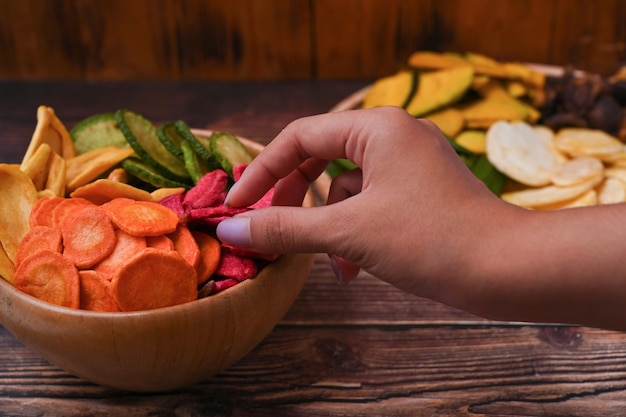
(2, 80, 626, 416)
(1, 0, 624, 80)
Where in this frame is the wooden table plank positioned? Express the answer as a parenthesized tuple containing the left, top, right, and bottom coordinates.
(1, 325, 626, 416)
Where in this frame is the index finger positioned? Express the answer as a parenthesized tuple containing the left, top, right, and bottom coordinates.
(226, 109, 366, 208)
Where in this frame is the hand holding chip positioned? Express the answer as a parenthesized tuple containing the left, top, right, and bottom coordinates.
(218, 106, 502, 299)
(218, 106, 626, 332)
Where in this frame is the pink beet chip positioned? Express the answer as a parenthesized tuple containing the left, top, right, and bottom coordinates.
(183, 169, 229, 210)
(248, 188, 274, 209)
(232, 164, 248, 182)
(213, 278, 239, 294)
(222, 244, 280, 262)
(215, 252, 257, 281)
(158, 193, 186, 220)
(187, 205, 248, 223)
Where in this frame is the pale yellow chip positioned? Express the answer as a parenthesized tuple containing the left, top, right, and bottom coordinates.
(70, 178, 154, 205)
(535, 189, 598, 210)
(0, 164, 39, 262)
(532, 125, 568, 165)
(21, 105, 75, 166)
(501, 173, 602, 208)
(486, 120, 560, 186)
(65, 146, 135, 192)
(19, 142, 52, 190)
(550, 156, 604, 186)
(554, 128, 624, 158)
(150, 187, 186, 202)
(107, 167, 128, 183)
(37, 189, 58, 199)
(604, 167, 626, 183)
(597, 177, 626, 205)
(44, 151, 67, 197)
(0, 243, 15, 284)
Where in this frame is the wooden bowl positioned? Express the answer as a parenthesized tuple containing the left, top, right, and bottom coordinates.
(0, 133, 315, 392)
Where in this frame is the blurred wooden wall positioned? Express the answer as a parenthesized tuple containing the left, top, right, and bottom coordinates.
(1, 0, 625, 80)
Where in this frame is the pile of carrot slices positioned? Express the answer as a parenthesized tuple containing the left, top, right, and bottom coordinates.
(13, 196, 221, 312)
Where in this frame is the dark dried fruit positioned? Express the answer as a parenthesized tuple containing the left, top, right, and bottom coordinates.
(587, 94, 623, 134)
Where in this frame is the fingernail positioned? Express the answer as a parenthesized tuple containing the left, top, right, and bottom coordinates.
(216, 217, 251, 247)
(329, 254, 360, 285)
(223, 182, 239, 207)
(329, 254, 346, 285)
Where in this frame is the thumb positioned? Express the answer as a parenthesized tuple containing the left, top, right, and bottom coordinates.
(216, 205, 340, 255)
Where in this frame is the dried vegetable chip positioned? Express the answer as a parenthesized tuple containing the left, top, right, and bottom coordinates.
(597, 177, 626, 205)
(550, 156, 604, 186)
(486, 120, 560, 187)
(111, 248, 197, 312)
(79, 270, 120, 312)
(60, 205, 117, 268)
(70, 178, 154, 205)
(215, 252, 258, 282)
(15, 225, 63, 267)
(102, 198, 179, 237)
(21, 105, 75, 165)
(554, 128, 624, 158)
(0, 245, 16, 284)
(94, 229, 147, 281)
(14, 250, 80, 309)
(0, 164, 38, 262)
(501, 174, 602, 208)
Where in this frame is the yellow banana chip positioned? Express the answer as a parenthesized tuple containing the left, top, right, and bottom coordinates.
(70, 179, 154, 205)
(21, 105, 75, 166)
(0, 243, 15, 284)
(0, 164, 38, 262)
(45, 151, 67, 197)
(65, 146, 135, 192)
(19, 142, 53, 190)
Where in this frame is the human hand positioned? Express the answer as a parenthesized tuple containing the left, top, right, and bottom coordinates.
(216, 107, 508, 305)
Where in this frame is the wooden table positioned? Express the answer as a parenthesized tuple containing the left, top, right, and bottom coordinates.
(2, 80, 626, 417)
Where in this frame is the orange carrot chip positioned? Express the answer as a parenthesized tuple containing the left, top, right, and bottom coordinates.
(14, 250, 80, 309)
(192, 231, 222, 285)
(102, 198, 179, 236)
(15, 225, 63, 268)
(94, 229, 147, 281)
(111, 248, 197, 312)
(79, 270, 120, 312)
(60, 205, 117, 268)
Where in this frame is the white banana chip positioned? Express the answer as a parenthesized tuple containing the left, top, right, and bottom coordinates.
(533, 125, 569, 165)
(550, 156, 604, 186)
(597, 177, 626, 205)
(501, 173, 602, 208)
(486, 121, 560, 187)
(554, 128, 624, 158)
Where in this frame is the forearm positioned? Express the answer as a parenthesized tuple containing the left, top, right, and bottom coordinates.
(457, 202, 626, 330)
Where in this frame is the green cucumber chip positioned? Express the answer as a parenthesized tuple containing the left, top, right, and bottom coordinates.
(70, 113, 129, 154)
(157, 122, 185, 160)
(115, 109, 191, 184)
(209, 132, 253, 176)
(174, 121, 221, 171)
(181, 140, 210, 183)
(122, 158, 191, 189)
